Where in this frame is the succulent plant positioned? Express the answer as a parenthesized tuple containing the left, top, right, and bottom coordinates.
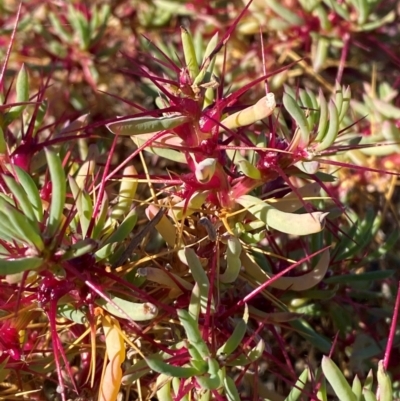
(0, 1, 399, 401)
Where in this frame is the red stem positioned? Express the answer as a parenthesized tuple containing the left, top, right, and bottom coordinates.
(0, 3, 21, 89)
(383, 280, 400, 370)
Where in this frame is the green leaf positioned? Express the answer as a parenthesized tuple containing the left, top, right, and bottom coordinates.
(179, 248, 213, 313)
(237, 160, 261, 179)
(224, 375, 241, 401)
(271, 182, 322, 213)
(352, 375, 362, 401)
(0, 257, 43, 275)
(299, 89, 316, 130)
(67, 5, 90, 50)
(345, 210, 380, 258)
(177, 309, 210, 359)
(68, 176, 93, 238)
(364, 369, 374, 390)
(315, 99, 339, 151)
(140, 260, 192, 287)
(0, 357, 10, 383)
(220, 94, 276, 131)
(60, 238, 98, 261)
(334, 82, 343, 119)
(92, 194, 109, 240)
(225, 339, 265, 367)
(314, 5, 331, 30)
(97, 293, 158, 321)
(321, 356, 357, 401)
(189, 283, 201, 322)
(217, 306, 248, 356)
(290, 319, 331, 353)
(181, 27, 199, 81)
(363, 388, 377, 401)
(315, 89, 329, 142)
(91, 5, 111, 45)
(110, 165, 138, 220)
(220, 237, 242, 283)
(189, 352, 208, 374)
(156, 375, 173, 401)
(12, 165, 43, 222)
(57, 304, 87, 325)
(312, 35, 329, 73)
(196, 367, 223, 390)
(284, 368, 309, 401)
(373, 99, 400, 120)
(333, 223, 358, 261)
(0, 221, 18, 243)
(324, 270, 394, 284)
(44, 148, 66, 238)
(146, 357, 199, 378)
(100, 210, 137, 248)
(323, 0, 350, 20)
(122, 358, 151, 385)
(265, 0, 304, 25)
(3, 174, 38, 226)
(132, 135, 186, 163)
(77, 16, 91, 50)
(377, 361, 393, 401)
(194, 32, 219, 86)
(274, 249, 330, 292)
(283, 92, 310, 147)
(236, 195, 328, 236)
(107, 115, 190, 136)
(239, 230, 265, 244)
(0, 126, 6, 154)
(169, 191, 209, 220)
(356, 11, 395, 31)
(6, 64, 29, 123)
(317, 375, 328, 401)
(48, 12, 72, 43)
(356, 0, 370, 25)
(123, 349, 178, 385)
(339, 86, 351, 122)
(0, 203, 44, 251)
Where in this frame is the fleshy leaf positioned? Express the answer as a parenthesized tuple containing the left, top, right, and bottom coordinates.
(236, 194, 328, 236)
(6, 64, 29, 123)
(220, 94, 276, 131)
(110, 165, 138, 221)
(283, 92, 310, 147)
(321, 356, 357, 401)
(107, 115, 190, 136)
(177, 309, 210, 359)
(0, 257, 43, 275)
(44, 148, 66, 238)
(241, 249, 330, 291)
(377, 360, 393, 401)
(178, 248, 213, 313)
(217, 305, 248, 356)
(284, 368, 309, 401)
(146, 357, 199, 378)
(97, 294, 158, 321)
